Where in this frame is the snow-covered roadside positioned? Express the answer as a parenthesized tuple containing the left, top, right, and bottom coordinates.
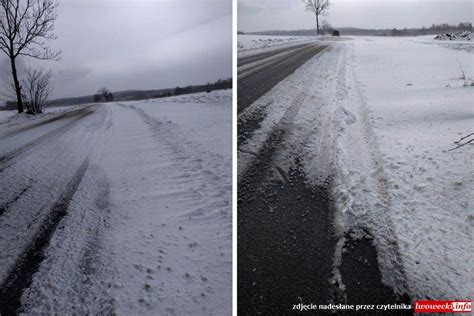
(333, 37, 473, 299)
(17, 91, 232, 314)
(238, 34, 319, 58)
(0, 110, 17, 124)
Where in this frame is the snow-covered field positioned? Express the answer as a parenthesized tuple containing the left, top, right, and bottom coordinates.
(239, 36, 472, 300)
(0, 90, 232, 314)
(238, 34, 319, 57)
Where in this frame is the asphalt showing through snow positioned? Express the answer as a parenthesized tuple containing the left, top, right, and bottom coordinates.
(237, 43, 329, 147)
(238, 43, 329, 115)
(237, 42, 411, 314)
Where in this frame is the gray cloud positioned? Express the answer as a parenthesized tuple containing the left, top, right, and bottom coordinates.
(238, 0, 473, 32)
(20, 0, 232, 98)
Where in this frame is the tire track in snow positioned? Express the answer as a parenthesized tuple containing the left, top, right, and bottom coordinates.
(0, 104, 97, 139)
(238, 43, 313, 67)
(345, 43, 410, 295)
(238, 59, 336, 312)
(0, 107, 109, 313)
(0, 158, 90, 315)
(0, 107, 96, 173)
(0, 107, 102, 221)
(19, 108, 116, 314)
(0, 185, 30, 217)
(329, 42, 412, 303)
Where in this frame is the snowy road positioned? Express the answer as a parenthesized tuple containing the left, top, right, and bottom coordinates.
(237, 42, 329, 115)
(238, 35, 472, 312)
(237, 38, 402, 314)
(0, 91, 232, 315)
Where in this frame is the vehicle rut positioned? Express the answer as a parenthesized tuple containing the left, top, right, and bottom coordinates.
(0, 107, 95, 173)
(0, 105, 97, 139)
(0, 158, 90, 315)
(238, 43, 313, 67)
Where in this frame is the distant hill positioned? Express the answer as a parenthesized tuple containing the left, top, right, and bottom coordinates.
(1, 78, 232, 110)
(246, 22, 473, 37)
(47, 88, 175, 108)
(247, 27, 441, 37)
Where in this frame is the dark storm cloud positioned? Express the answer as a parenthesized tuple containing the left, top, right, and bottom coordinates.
(19, 0, 231, 98)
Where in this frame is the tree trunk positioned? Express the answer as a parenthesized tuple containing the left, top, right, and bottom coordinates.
(316, 14, 320, 35)
(10, 57, 23, 113)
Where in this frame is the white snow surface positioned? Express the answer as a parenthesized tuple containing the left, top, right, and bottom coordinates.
(0, 110, 16, 124)
(0, 91, 231, 315)
(239, 37, 473, 299)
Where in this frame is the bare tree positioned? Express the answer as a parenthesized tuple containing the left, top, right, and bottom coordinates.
(302, 0, 331, 35)
(0, 0, 60, 113)
(21, 66, 52, 113)
(321, 19, 333, 34)
(97, 87, 114, 102)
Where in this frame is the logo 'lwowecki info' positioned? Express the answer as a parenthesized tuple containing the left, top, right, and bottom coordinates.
(414, 301, 471, 313)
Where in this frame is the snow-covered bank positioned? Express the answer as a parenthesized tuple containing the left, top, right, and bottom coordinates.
(0, 91, 231, 314)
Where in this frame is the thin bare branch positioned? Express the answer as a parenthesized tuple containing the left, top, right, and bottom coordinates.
(454, 132, 474, 144)
(448, 139, 473, 151)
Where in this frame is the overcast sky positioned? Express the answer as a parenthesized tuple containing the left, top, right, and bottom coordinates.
(1, 0, 232, 99)
(238, 0, 473, 32)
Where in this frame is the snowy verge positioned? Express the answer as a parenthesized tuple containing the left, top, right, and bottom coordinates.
(333, 36, 473, 299)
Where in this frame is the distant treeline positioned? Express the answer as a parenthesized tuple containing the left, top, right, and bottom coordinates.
(245, 22, 473, 37)
(2, 78, 232, 110)
(170, 78, 232, 97)
(377, 22, 472, 37)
